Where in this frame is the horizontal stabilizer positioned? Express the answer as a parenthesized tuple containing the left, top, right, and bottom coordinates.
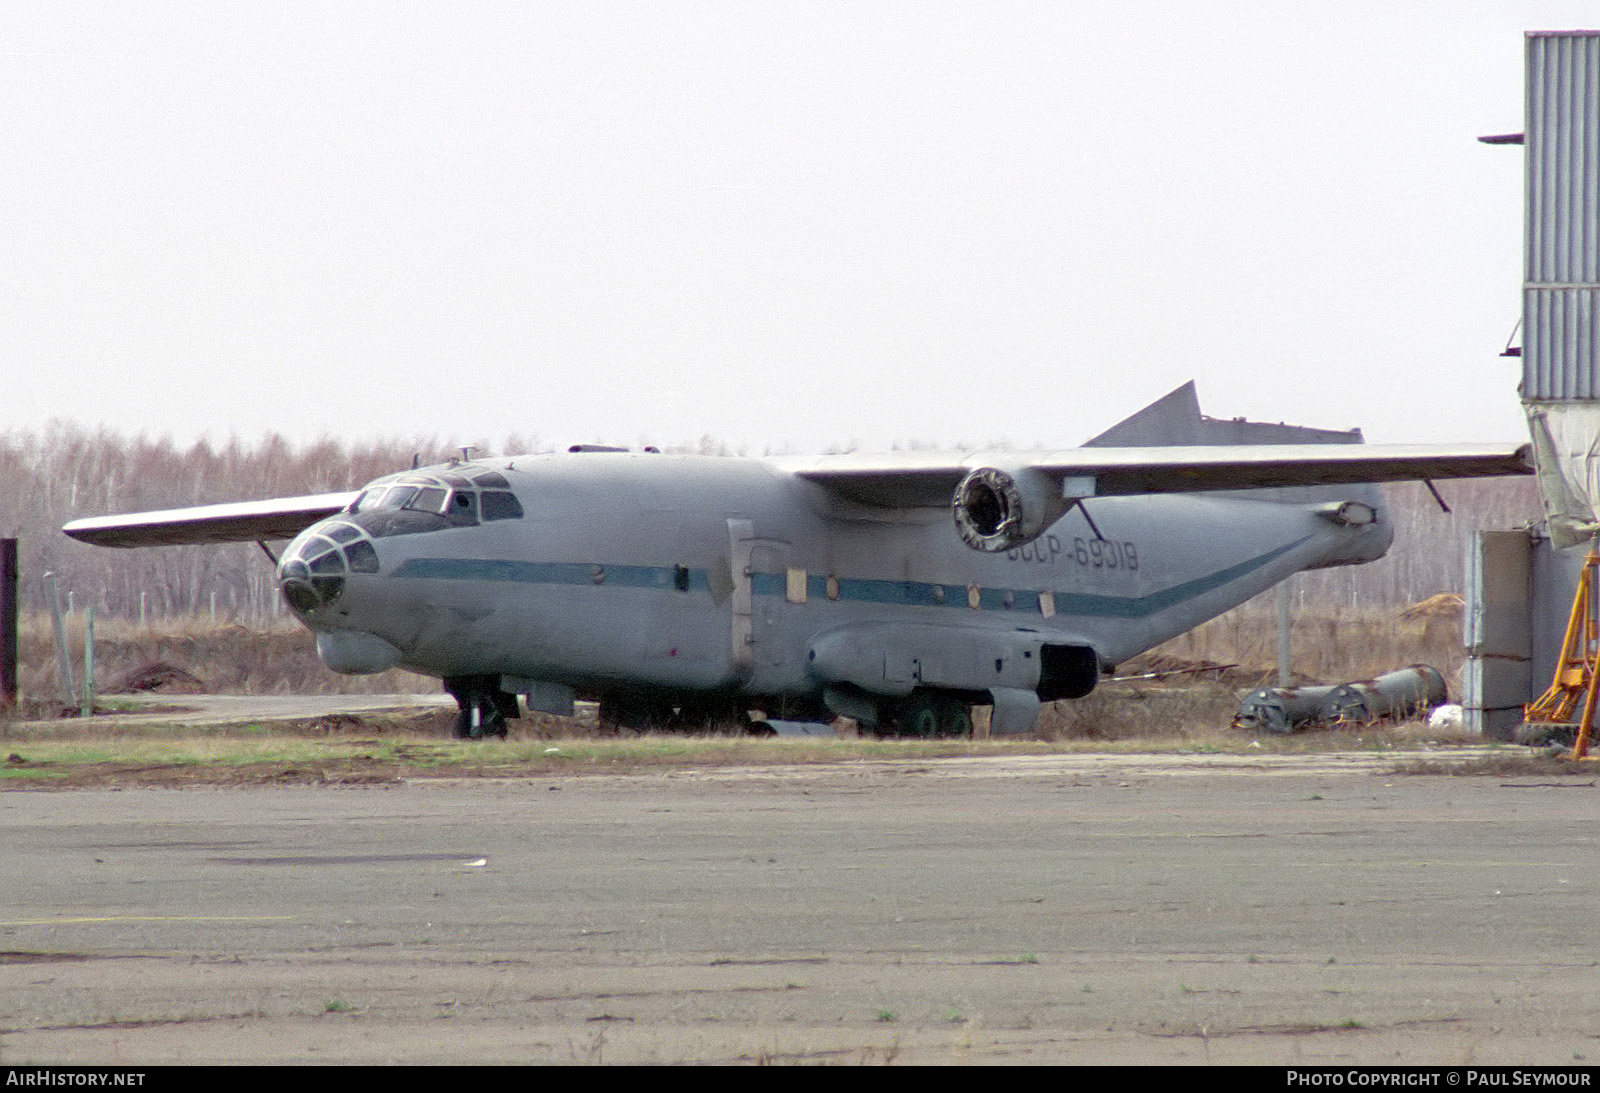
(61, 492, 360, 548)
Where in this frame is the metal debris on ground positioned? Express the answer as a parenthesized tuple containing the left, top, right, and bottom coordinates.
(1234, 665, 1448, 734)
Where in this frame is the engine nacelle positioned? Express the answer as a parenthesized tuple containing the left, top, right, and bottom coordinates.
(952, 466, 1069, 552)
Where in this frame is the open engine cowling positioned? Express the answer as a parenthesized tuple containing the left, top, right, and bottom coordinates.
(952, 466, 1069, 552)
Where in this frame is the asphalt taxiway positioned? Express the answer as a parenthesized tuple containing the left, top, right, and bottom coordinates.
(2, 752, 1596, 1064)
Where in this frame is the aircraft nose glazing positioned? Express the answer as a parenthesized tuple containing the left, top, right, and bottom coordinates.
(277, 518, 381, 617)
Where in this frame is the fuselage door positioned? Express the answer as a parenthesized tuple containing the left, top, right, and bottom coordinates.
(728, 518, 790, 675)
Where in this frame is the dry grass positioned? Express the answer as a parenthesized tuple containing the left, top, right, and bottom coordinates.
(1034, 600, 1471, 744)
(9, 612, 434, 708)
(1159, 601, 1467, 686)
(5, 601, 1481, 749)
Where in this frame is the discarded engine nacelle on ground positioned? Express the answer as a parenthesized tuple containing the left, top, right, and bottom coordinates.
(1324, 666, 1448, 726)
(1233, 684, 1342, 735)
(1234, 665, 1448, 734)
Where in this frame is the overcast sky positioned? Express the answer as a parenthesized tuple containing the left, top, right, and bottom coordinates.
(3, 2, 1591, 455)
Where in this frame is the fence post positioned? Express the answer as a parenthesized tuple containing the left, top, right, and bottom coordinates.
(1276, 577, 1293, 687)
(82, 606, 95, 717)
(1, 539, 16, 710)
(44, 571, 75, 704)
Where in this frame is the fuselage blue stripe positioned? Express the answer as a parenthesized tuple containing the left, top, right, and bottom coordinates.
(387, 535, 1311, 621)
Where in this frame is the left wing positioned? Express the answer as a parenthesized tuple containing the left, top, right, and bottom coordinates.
(62, 492, 361, 548)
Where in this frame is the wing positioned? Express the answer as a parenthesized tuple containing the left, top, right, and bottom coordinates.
(61, 492, 361, 548)
(781, 443, 1534, 506)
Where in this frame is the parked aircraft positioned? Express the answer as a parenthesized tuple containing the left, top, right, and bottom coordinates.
(63, 384, 1532, 738)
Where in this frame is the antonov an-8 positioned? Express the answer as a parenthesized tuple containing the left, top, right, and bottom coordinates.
(63, 384, 1532, 737)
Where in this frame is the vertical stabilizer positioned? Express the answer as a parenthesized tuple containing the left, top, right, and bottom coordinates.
(1085, 381, 1363, 449)
(1086, 383, 1379, 521)
(1085, 382, 1206, 447)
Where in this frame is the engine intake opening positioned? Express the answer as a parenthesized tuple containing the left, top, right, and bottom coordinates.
(953, 468, 1023, 551)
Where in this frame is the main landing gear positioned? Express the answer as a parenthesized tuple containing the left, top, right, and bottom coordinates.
(873, 690, 973, 738)
(444, 675, 518, 739)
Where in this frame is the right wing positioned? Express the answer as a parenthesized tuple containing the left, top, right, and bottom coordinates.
(781, 443, 1534, 507)
(61, 492, 361, 548)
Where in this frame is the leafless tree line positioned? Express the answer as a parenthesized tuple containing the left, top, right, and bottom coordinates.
(0, 425, 1544, 622)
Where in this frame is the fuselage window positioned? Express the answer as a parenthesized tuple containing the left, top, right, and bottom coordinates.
(352, 488, 388, 513)
(451, 490, 479, 522)
(480, 491, 524, 521)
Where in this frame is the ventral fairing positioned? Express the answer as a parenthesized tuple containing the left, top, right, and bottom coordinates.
(63, 384, 1532, 738)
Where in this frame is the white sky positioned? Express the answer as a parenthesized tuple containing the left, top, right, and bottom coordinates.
(2, 2, 1590, 454)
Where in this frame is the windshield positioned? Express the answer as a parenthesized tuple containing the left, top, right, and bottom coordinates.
(344, 467, 524, 537)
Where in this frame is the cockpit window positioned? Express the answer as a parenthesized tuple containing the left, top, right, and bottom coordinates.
(308, 550, 346, 575)
(344, 540, 380, 573)
(382, 486, 419, 510)
(322, 522, 363, 544)
(480, 491, 524, 521)
(342, 465, 522, 538)
(407, 487, 449, 515)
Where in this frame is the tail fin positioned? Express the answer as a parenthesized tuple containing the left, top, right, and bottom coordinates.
(1085, 381, 1364, 449)
(1087, 384, 1385, 537)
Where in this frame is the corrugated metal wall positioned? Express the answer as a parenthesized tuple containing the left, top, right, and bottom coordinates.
(1522, 31, 1600, 400)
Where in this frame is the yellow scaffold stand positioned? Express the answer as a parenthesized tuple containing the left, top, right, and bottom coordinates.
(1524, 550, 1600, 759)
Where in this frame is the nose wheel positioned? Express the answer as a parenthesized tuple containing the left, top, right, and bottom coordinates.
(445, 676, 515, 739)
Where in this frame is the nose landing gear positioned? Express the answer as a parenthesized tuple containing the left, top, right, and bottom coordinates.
(444, 675, 518, 739)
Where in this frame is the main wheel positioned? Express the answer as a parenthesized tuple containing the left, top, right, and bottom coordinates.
(934, 695, 973, 737)
(889, 693, 940, 737)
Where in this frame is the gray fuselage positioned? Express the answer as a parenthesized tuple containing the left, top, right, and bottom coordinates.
(273, 450, 1391, 727)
